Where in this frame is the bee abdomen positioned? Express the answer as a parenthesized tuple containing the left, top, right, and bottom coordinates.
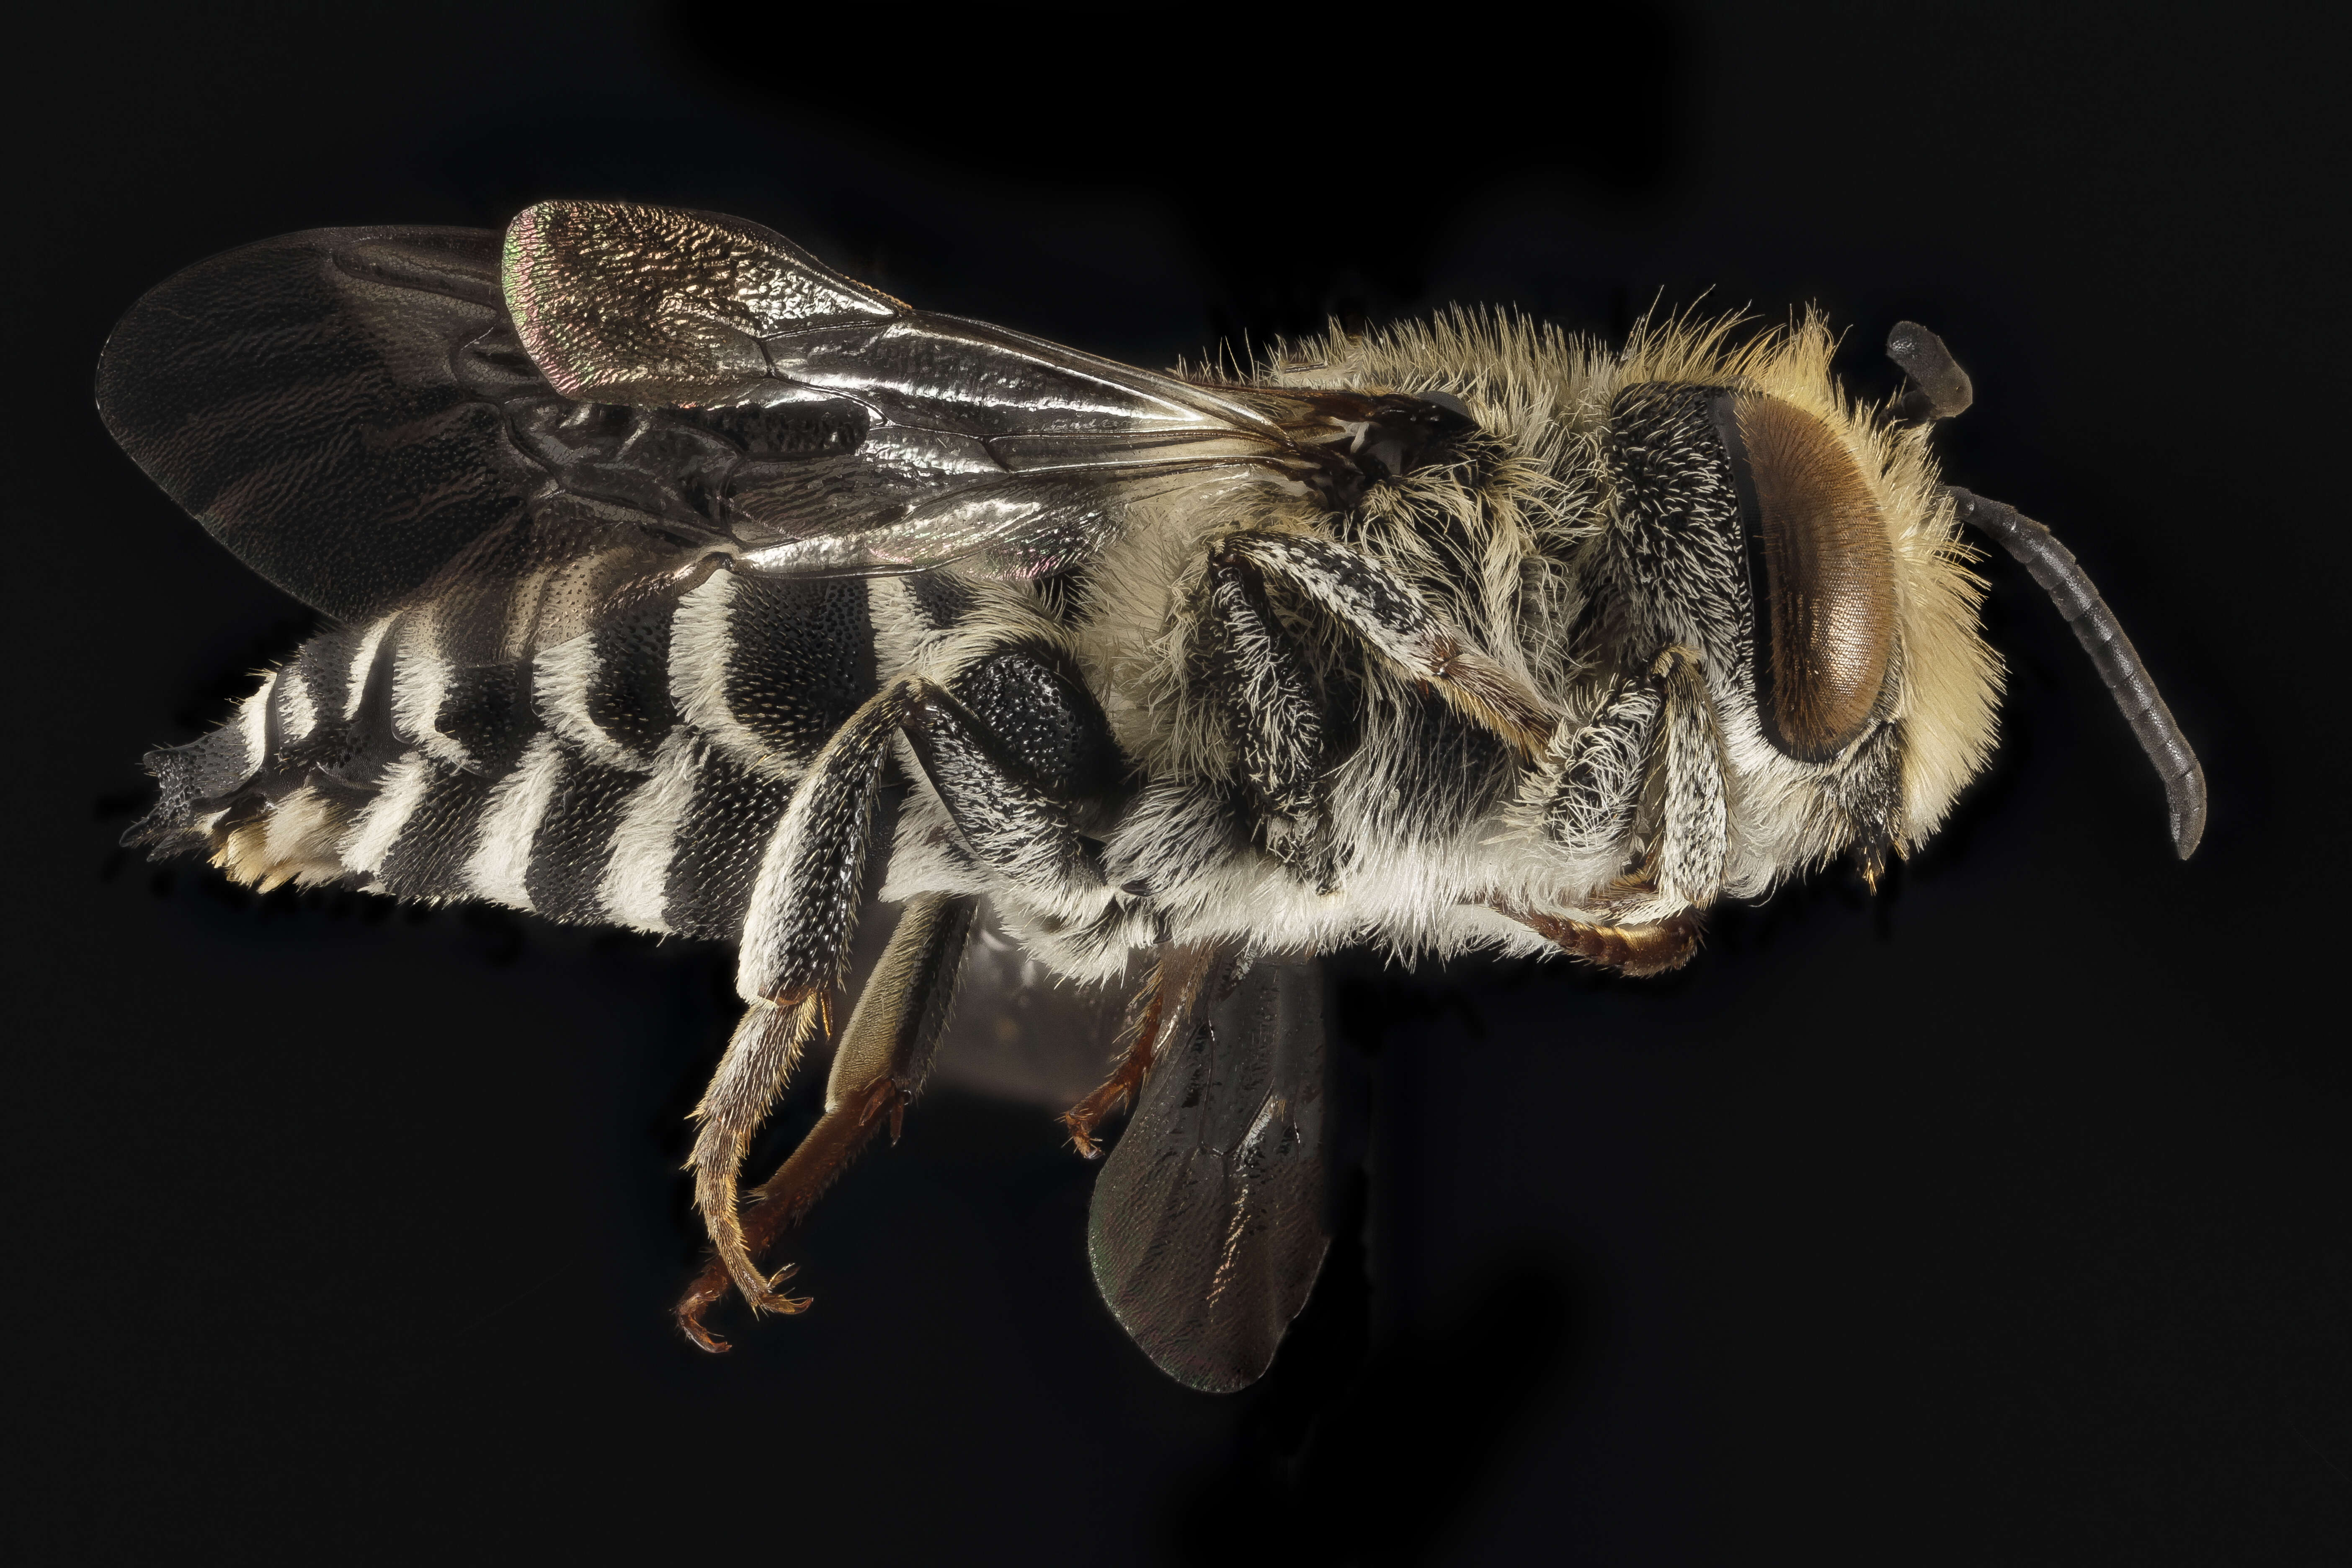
(519, 755, 656, 921)
(135, 557, 885, 944)
(348, 722, 799, 940)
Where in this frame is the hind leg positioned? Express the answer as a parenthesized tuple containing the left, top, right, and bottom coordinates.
(678, 893, 977, 1351)
(686, 660, 1119, 1340)
(687, 684, 913, 1318)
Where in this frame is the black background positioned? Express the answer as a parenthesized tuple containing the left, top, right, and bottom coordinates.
(5, 3, 2347, 1563)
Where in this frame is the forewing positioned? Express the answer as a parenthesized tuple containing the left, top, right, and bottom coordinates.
(93, 222, 866, 626)
(98, 200, 1447, 629)
(1088, 953, 1332, 1393)
(501, 201, 1313, 578)
(95, 226, 547, 622)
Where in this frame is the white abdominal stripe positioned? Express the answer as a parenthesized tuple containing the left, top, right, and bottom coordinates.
(463, 732, 568, 909)
(342, 752, 438, 877)
(599, 733, 702, 930)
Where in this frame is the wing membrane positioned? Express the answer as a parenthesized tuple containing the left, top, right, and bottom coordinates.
(100, 201, 1466, 626)
(95, 227, 547, 622)
(1087, 952, 1332, 1393)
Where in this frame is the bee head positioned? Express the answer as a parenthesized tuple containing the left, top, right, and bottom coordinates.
(1596, 315, 2201, 882)
(1600, 324, 2001, 880)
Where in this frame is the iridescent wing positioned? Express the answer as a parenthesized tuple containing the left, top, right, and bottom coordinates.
(98, 201, 1470, 631)
(1087, 952, 1332, 1392)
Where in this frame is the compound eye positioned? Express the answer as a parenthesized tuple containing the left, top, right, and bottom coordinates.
(1716, 392, 1897, 762)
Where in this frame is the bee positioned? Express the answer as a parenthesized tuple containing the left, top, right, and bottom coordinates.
(99, 201, 2204, 1391)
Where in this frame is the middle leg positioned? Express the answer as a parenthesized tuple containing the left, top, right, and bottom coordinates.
(1060, 941, 1221, 1158)
(1202, 545, 1338, 892)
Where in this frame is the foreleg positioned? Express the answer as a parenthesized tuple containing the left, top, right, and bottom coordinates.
(1647, 645, 1727, 908)
(1494, 646, 1722, 976)
(1491, 905, 1702, 977)
(1532, 673, 1662, 857)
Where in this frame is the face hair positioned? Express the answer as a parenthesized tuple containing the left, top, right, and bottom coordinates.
(104, 203, 2206, 1386)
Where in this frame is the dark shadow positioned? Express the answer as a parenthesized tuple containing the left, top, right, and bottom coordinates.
(1163, 1253, 1583, 1566)
(652, 0, 1690, 343)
